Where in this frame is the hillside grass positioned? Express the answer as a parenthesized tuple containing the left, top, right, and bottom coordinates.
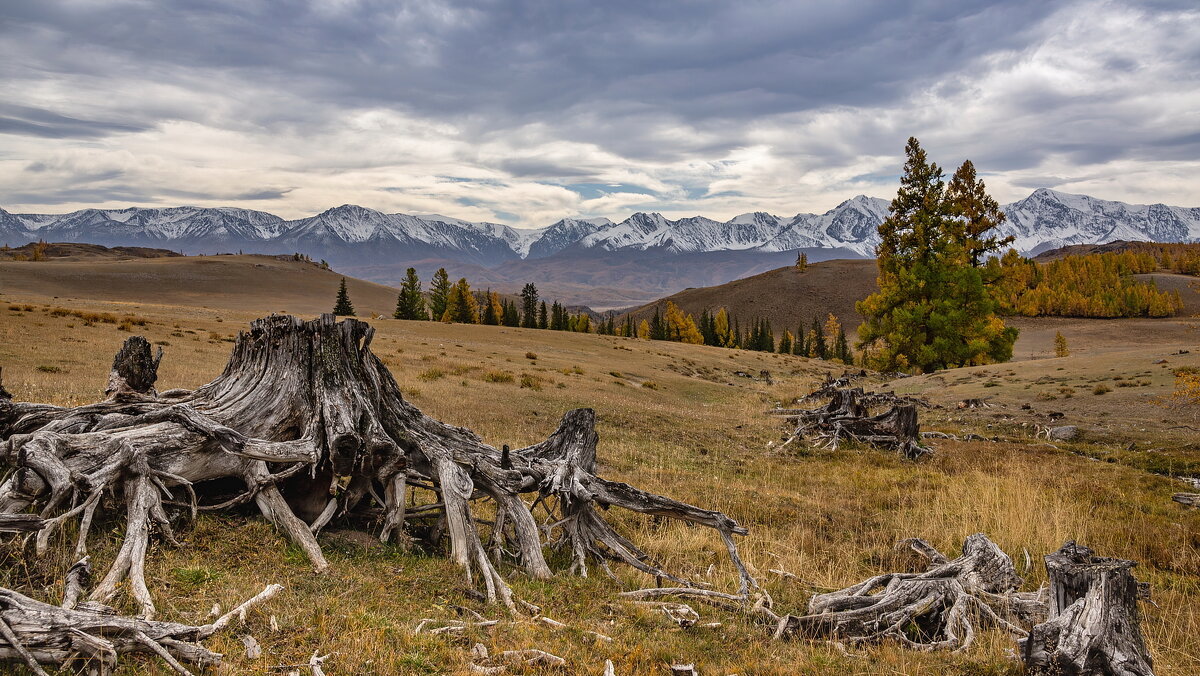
(0, 296, 1198, 675)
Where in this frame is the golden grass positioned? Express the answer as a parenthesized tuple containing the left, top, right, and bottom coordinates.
(0, 294, 1197, 674)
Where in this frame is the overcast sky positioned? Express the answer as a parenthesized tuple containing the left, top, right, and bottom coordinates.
(1, 0, 1197, 227)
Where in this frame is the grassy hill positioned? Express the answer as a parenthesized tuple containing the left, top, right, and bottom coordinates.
(619, 259, 878, 334)
(0, 255, 1198, 674)
(0, 253, 403, 317)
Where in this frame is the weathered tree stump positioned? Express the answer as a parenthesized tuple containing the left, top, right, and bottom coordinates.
(1020, 541, 1155, 675)
(772, 386, 933, 459)
(773, 534, 1039, 651)
(0, 314, 751, 620)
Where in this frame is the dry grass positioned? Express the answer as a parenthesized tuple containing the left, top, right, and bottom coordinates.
(0, 290, 1197, 674)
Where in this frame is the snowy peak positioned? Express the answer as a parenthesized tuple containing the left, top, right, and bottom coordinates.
(2, 189, 1197, 264)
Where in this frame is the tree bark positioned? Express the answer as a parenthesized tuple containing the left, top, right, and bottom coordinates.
(1, 314, 751, 618)
(1020, 541, 1155, 676)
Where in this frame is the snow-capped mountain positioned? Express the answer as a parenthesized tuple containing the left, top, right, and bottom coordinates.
(3, 189, 1197, 267)
(998, 188, 1200, 255)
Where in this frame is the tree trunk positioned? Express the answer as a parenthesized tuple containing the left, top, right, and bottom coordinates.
(1020, 541, 1155, 676)
(1, 314, 751, 619)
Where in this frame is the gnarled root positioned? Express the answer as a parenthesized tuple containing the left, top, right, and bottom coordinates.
(1, 314, 752, 617)
(0, 558, 280, 676)
(774, 534, 1033, 651)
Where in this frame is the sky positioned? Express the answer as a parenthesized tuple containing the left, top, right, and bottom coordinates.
(1, 0, 1198, 229)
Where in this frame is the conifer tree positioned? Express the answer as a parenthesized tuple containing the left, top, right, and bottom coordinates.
(502, 299, 520, 326)
(732, 317, 741, 349)
(1054, 331, 1070, 358)
(856, 137, 1018, 372)
(946, 160, 1013, 268)
(649, 308, 668, 341)
(621, 315, 634, 338)
(442, 278, 478, 323)
(637, 319, 651, 339)
(713, 308, 735, 347)
(428, 268, 451, 321)
(538, 301, 549, 329)
(794, 323, 807, 356)
(393, 267, 427, 320)
(333, 278, 355, 316)
(823, 314, 841, 356)
(481, 289, 502, 325)
(778, 330, 794, 355)
(835, 328, 851, 363)
(811, 316, 827, 359)
(549, 302, 566, 330)
(520, 283, 539, 328)
(796, 251, 808, 270)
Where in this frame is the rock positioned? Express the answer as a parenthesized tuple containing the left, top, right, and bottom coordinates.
(1046, 425, 1078, 441)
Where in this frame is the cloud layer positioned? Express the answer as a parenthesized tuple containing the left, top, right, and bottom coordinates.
(1, 0, 1197, 227)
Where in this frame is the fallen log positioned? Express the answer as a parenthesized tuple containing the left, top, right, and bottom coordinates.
(774, 534, 1042, 651)
(0, 314, 752, 617)
(1020, 541, 1155, 675)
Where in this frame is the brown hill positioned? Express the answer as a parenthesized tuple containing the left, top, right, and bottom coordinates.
(1033, 240, 1200, 261)
(0, 241, 182, 261)
(0, 254, 402, 317)
(619, 259, 879, 334)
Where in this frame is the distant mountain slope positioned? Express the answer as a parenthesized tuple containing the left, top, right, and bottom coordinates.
(3, 189, 1197, 307)
(619, 259, 880, 334)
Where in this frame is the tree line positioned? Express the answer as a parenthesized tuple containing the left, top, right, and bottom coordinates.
(985, 249, 1183, 318)
(335, 270, 857, 363)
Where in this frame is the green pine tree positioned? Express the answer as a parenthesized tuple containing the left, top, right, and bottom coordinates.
(428, 268, 451, 321)
(856, 137, 1018, 372)
(538, 301, 549, 329)
(333, 277, 355, 316)
(811, 316, 826, 359)
(393, 267, 427, 320)
(520, 283, 539, 328)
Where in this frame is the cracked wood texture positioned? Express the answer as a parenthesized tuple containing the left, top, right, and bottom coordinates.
(1021, 541, 1155, 676)
(0, 314, 751, 620)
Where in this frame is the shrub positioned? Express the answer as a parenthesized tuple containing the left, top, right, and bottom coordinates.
(418, 368, 445, 381)
(519, 373, 542, 391)
(36, 365, 63, 373)
(524, 352, 537, 360)
(1092, 384, 1112, 395)
(118, 320, 133, 332)
(641, 380, 659, 390)
(483, 370, 514, 384)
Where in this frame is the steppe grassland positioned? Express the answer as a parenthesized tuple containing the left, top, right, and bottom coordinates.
(0, 295, 1197, 675)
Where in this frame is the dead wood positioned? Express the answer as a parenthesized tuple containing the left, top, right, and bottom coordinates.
(0, 314, 751, 620)
(1020, 541, 1155, 675)
(0, 557, 280, 676)
(773, 534, 1039, 651)
(774, 387, 933, 459)
(1172, 493, 1200, 508)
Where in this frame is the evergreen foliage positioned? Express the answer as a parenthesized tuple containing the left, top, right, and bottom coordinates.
(393, 267, 427, 320)
(537, 301, 549, 329)
(428, 268, 452, 321)
(520, 283, 539, 328)
(502, 299, 520, 327)
(333, 277, 355, 316)
(856, 137, 1018, 373)
(441, 278, 478, 323)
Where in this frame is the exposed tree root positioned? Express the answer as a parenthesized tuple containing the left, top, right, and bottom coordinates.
(772, 387, 934, 459)
(0, 557, 280, 676)
(773, 534, 1043, 651)
(0, 314, 751, 621)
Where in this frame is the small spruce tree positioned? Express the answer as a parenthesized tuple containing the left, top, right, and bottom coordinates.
(393, 267, 427, 320)
(333, 278, 355, 316)
(795, 251, 808, 271)
(520, 283, 539, 329)
(428, 268, 452, 321)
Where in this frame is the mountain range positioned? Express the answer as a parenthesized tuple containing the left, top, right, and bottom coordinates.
(3, 188, 1198, 309)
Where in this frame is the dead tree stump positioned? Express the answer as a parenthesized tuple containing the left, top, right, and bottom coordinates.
(1020, 541, 1155, 676)
(774, 534, 1038, 651)
(0, 315, 752, 619)
(772, 386, 933, 459)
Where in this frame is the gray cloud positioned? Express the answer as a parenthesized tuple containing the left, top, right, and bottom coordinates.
(0, 0, 1197, 224)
